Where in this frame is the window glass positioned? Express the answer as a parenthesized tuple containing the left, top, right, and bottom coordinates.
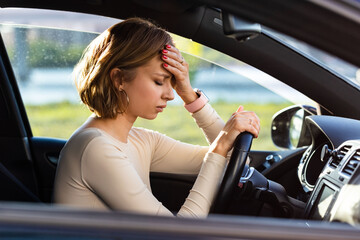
(0, 8, 314, 150)
(0, 24, 96, 138)
(266, 28, 360, 87)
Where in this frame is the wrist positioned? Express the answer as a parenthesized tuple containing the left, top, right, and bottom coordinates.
(210, 145, 228, 157)
(181, 90, 198, 104)
(209, 132, 231, 157)
(184, 89, 209, 113)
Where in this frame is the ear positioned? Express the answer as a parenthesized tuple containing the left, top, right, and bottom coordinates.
(110, 68, 123, 89)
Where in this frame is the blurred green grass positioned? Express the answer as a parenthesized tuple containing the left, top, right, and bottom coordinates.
(26, 101, 291, 150)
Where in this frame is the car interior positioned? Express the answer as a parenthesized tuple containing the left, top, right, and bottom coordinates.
(0, 0, 360, 226)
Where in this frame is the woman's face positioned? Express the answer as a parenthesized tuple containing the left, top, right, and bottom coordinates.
(122, 56, 174, 121)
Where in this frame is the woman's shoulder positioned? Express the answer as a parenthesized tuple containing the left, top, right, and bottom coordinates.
(65, 128, 125, 153)
(68, 127, 103, 144)
(59, 128, 104, 163)
(64, 128, 101, 148)
(62, 128, 128, 164)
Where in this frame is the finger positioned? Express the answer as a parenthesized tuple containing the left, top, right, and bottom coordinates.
(247, 116, 260, 134)
(236, 105, 244, 112)
(232, 110, 255, 121)
(234, 115, 260, 138)
(249, 125, 260, 138)
(162, 51, 185, 66)
(163, 63, 183, 78)
(163, 46, 185, 64)
(251, 121, 260, 137)
(249, 118, 260, 138)
(236, 122, 259, 138)
(236, 111, 260, 126)
(162, 54, 186, 70)
(165, 44, 181, 55)
(240, 119, 259, 138)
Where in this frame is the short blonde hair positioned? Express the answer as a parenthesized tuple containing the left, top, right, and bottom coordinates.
(74, 18, 173, 118)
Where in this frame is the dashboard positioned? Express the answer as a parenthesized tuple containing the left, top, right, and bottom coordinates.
(297, 115, 360, 224)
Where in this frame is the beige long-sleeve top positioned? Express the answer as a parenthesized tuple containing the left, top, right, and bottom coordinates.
(53, 104, 225, 217)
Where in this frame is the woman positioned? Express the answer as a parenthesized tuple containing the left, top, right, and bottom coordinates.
(53, 18, 260, 218)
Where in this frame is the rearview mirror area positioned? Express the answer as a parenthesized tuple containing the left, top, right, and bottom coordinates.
(221, 11, 261, 42)
(271, 105, 317, 149)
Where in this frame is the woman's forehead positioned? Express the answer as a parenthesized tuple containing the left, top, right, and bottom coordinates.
(140, 56, 170, 77)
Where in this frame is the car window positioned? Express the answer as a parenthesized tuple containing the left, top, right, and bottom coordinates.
(266, 28, 360, 88)
(0, 8, 314, 151)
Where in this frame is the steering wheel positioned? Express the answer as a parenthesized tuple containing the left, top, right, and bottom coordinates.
(211, 132, 253, 214)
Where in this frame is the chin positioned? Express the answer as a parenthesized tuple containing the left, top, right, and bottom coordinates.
(140, 114, 158, 120)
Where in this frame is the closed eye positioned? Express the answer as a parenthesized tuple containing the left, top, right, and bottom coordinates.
(155, 80, 163, 86)
(152, 72, 171, 86)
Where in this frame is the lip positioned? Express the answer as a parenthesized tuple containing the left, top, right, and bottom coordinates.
(156, 105, 167, 112)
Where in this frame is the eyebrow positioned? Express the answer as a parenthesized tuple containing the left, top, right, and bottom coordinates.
(152, 72, 172, 79)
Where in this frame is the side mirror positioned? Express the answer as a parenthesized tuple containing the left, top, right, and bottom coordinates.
(271, 105, 317, 149)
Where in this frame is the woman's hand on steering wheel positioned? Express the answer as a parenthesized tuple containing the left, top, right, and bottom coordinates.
(210, 105, 260, 157)
(210, 106, 259, 214)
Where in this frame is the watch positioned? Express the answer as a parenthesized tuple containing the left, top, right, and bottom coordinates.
(184, 88, 209, 113)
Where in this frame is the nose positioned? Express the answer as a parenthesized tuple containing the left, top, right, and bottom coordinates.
(163, 82, 174, 101)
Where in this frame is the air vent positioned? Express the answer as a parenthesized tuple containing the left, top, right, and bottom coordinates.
(329, 145, 351, 168)
(342, 149, 360, 176)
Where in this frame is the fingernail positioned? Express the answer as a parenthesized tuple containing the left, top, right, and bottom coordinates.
(163, 63, 168, 67)
(162, 49, 168, 53)
(162, 55, 168, 59)
(166, 44, 171, 49)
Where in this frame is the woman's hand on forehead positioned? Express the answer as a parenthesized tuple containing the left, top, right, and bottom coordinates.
(161, 45, 197, 104)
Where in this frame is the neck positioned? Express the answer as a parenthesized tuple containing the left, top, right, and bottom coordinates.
(83, 113, 136, 143)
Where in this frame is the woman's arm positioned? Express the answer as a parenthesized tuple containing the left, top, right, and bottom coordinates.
(148, 102, 225, 174)
(82, 136, 226, 218)
(161, 46, 225, 144)
(190, 103, 225, 144)
(149, 130, 208, 174)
